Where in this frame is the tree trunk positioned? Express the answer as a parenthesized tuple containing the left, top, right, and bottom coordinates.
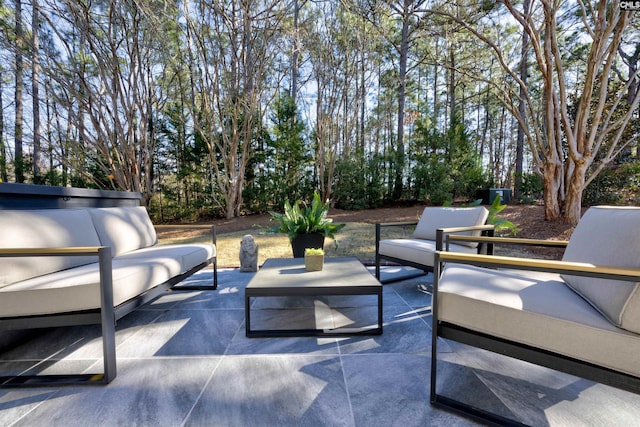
(448, 49, 456, 126)
(14, 0, 24, 183)
(0, 67, 6, 182)
(290, 0, 299, 104)
(564, 159, 587, 225)
(542, 163, 561, 222)
(514, 0, 530, 199)
(32, 0, 41, 182)
(392, 1, 410, 200)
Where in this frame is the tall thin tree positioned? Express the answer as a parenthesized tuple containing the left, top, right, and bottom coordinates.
(14, 0, 24, 183)
(32, 0, 41, 182)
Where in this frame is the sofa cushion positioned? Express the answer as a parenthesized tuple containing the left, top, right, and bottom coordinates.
(438, 264, 640, 377)
(0, 255, 184, 317)
(88, 207, 157, 256)
(0, 209, 102, 287)
(561, 206, 640, 334)
(117, 243, 215, 273)
(379, 238, 476, 268)
(412, 207, 488, 248)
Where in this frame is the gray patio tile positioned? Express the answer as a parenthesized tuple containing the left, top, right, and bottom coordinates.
(439, 340, 640, 425)
(225, 324, 341, 356)
(185, 354, 353, 427)
(0, 309, 163, 361)
(336, 304, 432, 355)
(327, 286, 405, 307)
(385, 273, 434, 310)
(2, 357, 220, 427)
(372, 266, 427, 284)
(171, 284, 246, 309)
(0, 359, 98, 380)
(0, 388, 59, 425)
(342, 353, 480, 427)
(116, 308, 245, 357)
(248, 305, 334, 331)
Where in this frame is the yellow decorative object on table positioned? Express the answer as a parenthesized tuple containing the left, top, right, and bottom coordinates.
(304, 248, 324, 271)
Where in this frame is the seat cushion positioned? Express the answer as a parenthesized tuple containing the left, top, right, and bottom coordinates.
(88, 207, 158, 256)
(412, 207, 488, 248)
(117, 243, 216, 272)
(561, 206, 640, 334)
(0, 243, 216, 318)
(438, 264, 640, 377)
(0, 209, 102, 287)
(0, 255, 185, 317)
(379, 238, 476, 268)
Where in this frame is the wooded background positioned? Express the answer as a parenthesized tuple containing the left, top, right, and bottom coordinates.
(0, 0, 638, 224)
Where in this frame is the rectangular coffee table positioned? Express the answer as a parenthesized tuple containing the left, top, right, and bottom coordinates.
(245, 257, 383, 338)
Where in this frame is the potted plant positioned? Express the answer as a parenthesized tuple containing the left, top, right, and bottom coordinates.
(304, 248, 324, 271)
(269, 190, 346, 258)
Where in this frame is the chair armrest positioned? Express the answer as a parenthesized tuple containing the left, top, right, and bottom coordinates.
(435, 251, 640, 282)
(375, 222, 418, 246)
(376, 221, 419, 228)
(446, 235, 568, 248)
(435, 224, 495, 251)
(154, 224, 217, 246)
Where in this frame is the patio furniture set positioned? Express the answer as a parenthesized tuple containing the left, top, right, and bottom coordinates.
(1, 183, 639, 426)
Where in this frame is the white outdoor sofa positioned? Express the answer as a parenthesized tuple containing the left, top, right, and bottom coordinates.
(0, 206, 217, 386)
(431, 206, 640, 425)
(375, 206, 494, 283)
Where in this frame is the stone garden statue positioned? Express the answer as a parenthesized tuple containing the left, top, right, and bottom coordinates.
(239, 234, 258, 272)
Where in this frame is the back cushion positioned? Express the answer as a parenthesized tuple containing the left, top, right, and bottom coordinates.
(561, 206, 640, 334)
(0, 209, 102, 287)
(413, 207, 489, 248)
(88, 207, 157, 256)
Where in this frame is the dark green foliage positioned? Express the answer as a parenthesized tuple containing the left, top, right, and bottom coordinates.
(515, 172, 544, 204)
(333, 154, 385, 210)
(469, 195, 520, 236)
(243, 92, 314, 212)
(584, 161, 640, 206)
(410, 115, 490, 205)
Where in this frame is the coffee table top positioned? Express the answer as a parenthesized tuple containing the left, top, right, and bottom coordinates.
(246, 257, 381, 295)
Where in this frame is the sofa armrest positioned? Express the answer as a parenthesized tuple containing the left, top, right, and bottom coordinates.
(0, 246, 106, 257)
(434, 251, 640, 282)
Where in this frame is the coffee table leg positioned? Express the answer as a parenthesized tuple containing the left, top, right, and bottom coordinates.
(378, 290, 383, 334)
(245, 295, 251, 337)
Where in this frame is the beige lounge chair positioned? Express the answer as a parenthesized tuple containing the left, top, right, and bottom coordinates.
(375, 206, 494, 283)
(431, 205, 640, 425)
